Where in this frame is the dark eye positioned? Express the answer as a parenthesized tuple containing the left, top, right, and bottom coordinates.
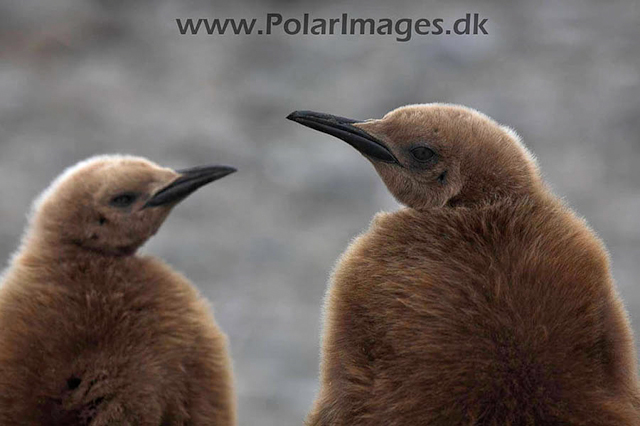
(110, 192, 138, 208)
(410, 146, 435, 162)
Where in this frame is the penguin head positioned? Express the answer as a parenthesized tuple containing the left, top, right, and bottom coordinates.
(288, 104, 541, 209)
(30, 155, 236, 256)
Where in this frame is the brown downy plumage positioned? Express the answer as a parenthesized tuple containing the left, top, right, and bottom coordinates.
(288, 105, 640, 425)
(0, 155, 237, 425)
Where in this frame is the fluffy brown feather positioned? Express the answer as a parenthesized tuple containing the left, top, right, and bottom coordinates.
(297, 104, 640, 425)
(0, 155, 236, 425)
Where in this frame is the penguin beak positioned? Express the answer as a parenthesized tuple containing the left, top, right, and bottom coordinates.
(143, 165, 236, 208)
(286, 110, 398, 164)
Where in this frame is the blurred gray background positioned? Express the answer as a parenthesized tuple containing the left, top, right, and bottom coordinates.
(1, 0, 639, 424)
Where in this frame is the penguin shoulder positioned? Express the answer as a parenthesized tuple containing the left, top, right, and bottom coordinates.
(329, 207, 440, 297)
(134, 255, 222, 331)
(332, 195, 610, 294)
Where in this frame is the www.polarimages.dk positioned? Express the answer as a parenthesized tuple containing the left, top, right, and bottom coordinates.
(176, 13, 488, 42)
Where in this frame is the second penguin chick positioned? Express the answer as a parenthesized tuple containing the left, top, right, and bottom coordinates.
(0, 155, 237, 425)
(288, 105, 640, 425)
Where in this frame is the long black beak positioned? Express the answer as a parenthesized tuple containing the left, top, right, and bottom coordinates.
(286, 111, 397, 163)
(143, 165, 236, 208)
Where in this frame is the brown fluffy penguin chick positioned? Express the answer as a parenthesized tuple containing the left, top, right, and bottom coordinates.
(0, 155, 237, 425)
(288, 105, 640, 426)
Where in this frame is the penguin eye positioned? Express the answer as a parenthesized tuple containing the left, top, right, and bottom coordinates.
(410, 147, 435, 162)
(110, 192, 138, 208)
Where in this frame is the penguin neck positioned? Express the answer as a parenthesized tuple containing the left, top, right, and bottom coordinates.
(17, 226, 137, 270)
(447, 181, 538, 208)
(448, 162, 545, 208)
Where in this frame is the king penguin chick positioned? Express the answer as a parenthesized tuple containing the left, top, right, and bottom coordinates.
(287, 105, 640, 426)
(0, 155, 237, 425)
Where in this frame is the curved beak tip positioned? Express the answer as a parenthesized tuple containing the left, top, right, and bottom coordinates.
(286, 110, 397, 164)
(144, 164, 237, 208)
(286, 111, 306, 122)
(215, 166, 238, 177)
